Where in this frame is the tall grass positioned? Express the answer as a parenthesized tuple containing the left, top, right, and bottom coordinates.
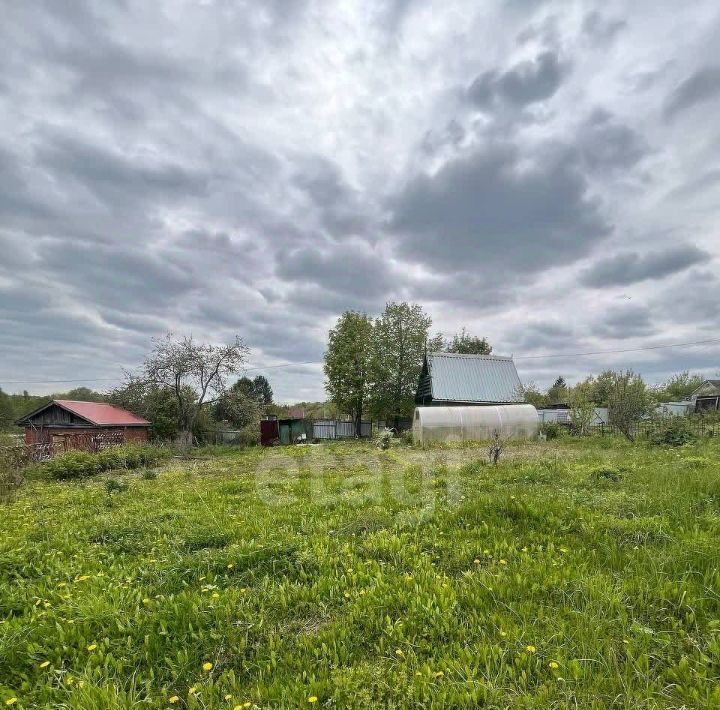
(0, 438, 719, 707)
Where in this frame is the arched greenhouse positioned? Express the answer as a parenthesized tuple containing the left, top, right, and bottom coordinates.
(412, 405, 539, 444)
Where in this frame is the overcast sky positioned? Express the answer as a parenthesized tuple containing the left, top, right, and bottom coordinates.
(1, 0, 719, 402)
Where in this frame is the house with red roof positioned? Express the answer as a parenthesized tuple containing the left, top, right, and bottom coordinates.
(17, 399, 151, 449)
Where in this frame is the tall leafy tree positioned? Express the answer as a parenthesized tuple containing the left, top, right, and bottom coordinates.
(547, 376, 568, 405)
(369, 302, 433, 424)
(445, 328, 492, 355)
(324, 311, 374, 436)
(608, 370, 650, 441)
(252, 375, 273, 405)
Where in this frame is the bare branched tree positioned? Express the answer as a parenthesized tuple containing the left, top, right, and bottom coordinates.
(488, 430, 505, 464)
(141, 333, 249, 445)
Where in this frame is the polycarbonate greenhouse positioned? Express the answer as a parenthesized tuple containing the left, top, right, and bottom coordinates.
(412, 404, 539, 444)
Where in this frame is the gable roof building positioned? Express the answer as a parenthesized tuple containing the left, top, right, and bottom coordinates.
(17, 400, 151, 447)
(415, 352, 525, 406)
(17, 400, 150, 428)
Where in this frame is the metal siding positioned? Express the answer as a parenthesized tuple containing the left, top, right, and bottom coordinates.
(427, 353, 524, 404)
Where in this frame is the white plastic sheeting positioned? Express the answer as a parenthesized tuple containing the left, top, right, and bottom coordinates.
(413, 405, 539, 444)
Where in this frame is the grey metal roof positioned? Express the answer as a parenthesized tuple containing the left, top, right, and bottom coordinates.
(427, 352, 524, 403)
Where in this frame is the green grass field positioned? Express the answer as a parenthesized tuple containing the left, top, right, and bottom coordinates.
(2, 438, 720, 709)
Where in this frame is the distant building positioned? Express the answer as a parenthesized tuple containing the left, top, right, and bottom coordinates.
(17, 400, 151, 448)
(415, 352, 525, 406)
(689, 380, 720, 412)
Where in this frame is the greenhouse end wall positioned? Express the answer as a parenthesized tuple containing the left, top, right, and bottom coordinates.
(412, 405, 539, 444)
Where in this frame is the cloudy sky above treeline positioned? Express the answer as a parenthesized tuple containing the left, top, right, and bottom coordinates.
(1, 0, 719, 402)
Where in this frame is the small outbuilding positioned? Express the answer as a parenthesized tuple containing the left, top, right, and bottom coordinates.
(415, 352, 525, 406)
(17, 399, 151, 449)
(689, 380, 720, 412)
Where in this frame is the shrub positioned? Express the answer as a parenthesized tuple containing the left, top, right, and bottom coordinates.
(650, 417, 697, 447)
(43, 445, 170, 480)
(376, 428, 394, 450)
(539, 422, 561, 440)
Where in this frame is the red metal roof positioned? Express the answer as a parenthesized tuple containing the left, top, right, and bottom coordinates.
(54, 400, 150, 426)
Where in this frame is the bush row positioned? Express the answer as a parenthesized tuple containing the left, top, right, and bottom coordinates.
(43, 444, 171, 480)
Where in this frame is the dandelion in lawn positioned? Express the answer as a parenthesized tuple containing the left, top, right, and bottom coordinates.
(395, 649, 405, 657)
(499, 559, 507, 565)
(5, 699, 17, 706)
(142, 598, 151, 605)
(225, 694, 233, 700)
(39, 661, 50, 668)
(473, 559, 480, 565)
(227, 563, 234, 569)
(189, 687, 197, 694)
(202, 662, 213, 671)
(308, 696, 318, 703)
(87, 644, 97, 651)
(212, 593, 220, 599)
(169, 696, 179, 704)
(549, 661, 559, 669)
(499, 631, 507, 637)
(526, 645, 537, 653)
(434, 671, 444, 677)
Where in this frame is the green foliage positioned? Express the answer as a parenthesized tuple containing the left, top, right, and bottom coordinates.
(651, 371, 705, 403)
(3, 439, 720, 707)
(539, 421, 561, 440)
(369, 302, 433, 420)
(607, 370, 651, 442)
(444, 328, 492, 355)
(324, 311, 374, 433)
(650, 417, 698, 447)
(42, 445, 170, 480)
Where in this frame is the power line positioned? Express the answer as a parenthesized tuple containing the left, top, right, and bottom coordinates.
(2, 337, 718, 385)
(513, 337, 720, 361)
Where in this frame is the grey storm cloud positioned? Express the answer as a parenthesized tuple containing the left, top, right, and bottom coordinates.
(389, 143, 608, 275)
(664, 66, 720, 120)
(467, 51, 568, 109)
(577, 109, 649, 173)
(580, 245, 709, 287)
(1, 0, 720, 398)
(596, 305, 655, 339)
(581, 11, 627, 45)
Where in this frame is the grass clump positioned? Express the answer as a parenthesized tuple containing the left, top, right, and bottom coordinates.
(42, 444, 170, 480)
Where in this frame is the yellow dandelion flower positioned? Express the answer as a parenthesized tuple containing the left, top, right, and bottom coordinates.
(212, 593, 220, 599)
(39, 661, 50, 668)
(415, 671, 422, 676)
(169, 696, 180, 704)
(142, 598, 151, 605)
(499, 630, 507, 637)
(87, 644, 97, 651)
(188, 686, 197, 694)
(473, 559, 480, 565)
(58, 582, 67, 587)
(243, 704, 251, 709)
(395, 649, 405, 657)
(225, 694, 233, 700)
(66, 677, 74, 686)
(499, 559, 507, 565)
(526, 645, 537, 653)
(343, 591, 350, 598)
(308, 697, 318, 704)
(202, 662, 213, 672)
(434, 671, 444, 678)
(549, 661, 559, 669)
(77, 575, 90, 581)
(5, 699, 17, 707)
(227, 563, 234, 569)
